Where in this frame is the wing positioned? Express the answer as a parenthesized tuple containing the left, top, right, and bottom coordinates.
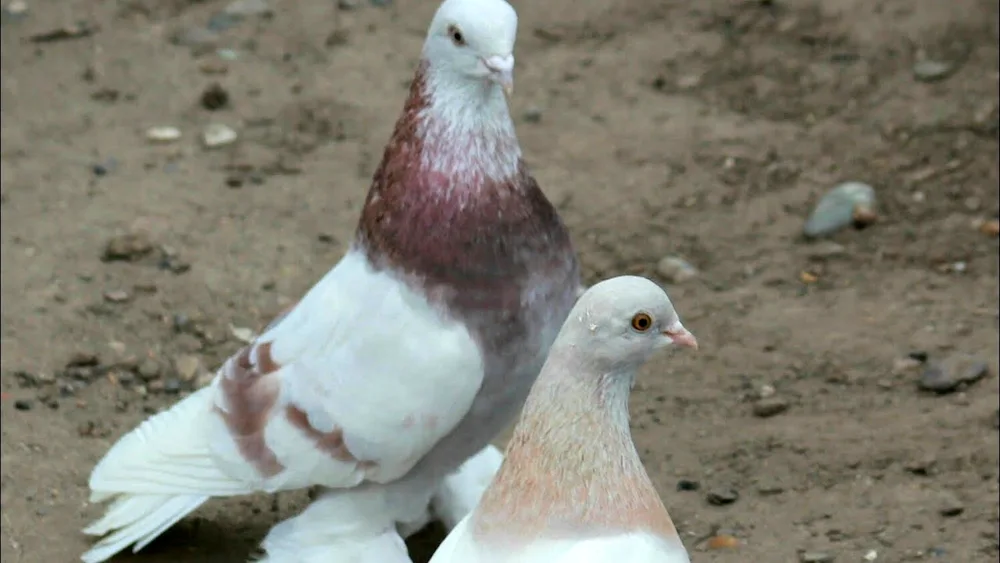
(206, 248, 487, 492)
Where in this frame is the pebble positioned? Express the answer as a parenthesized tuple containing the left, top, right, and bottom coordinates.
(523, 106, 543, 123)
(752, 397, 789, 418)
(136, 358, 161, 381)
(912, 60, 953, 83)
(918, 354, 990, 394)
(162, 378, 183, 394)
(200, 83, 229, 111)
(937, 491, 965, 517)
(706, 535, 739, 549)
(145, 126, 182, 143)
(656, 256, 699, 284)
(102, 289, 131, 303)
(980, 218, 1000, 237)
(67, 352, 100, 368)
(103, 232, 153, 262)
(2, 0, 28, 20)
(202, 123, 238, 148)
(172, 354, 204, 382)
(224, 0, 271, 16)
(806, 241, 846, 261)
(14, 399, 32, 411)
(170, 26, 218, 48)
(799, 552, 835, 563)
(803, 181, 876, 238)
(706, 487, 739, 506)
(338, 0, 360, 9)
(676, 479, 700, 492)
(230, 325, 255, 343)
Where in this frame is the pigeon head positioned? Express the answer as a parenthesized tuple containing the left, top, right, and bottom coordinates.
(561, 276, 698, 372)
(423, 0, 518, 97)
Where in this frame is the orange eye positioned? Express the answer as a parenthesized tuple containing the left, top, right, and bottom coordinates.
(631, 312, 653, 332)
(448, 25, 466, 46)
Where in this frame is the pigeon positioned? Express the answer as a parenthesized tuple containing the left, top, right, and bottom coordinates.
(80, 0, 580, 560)
(428, 276, 697, 563)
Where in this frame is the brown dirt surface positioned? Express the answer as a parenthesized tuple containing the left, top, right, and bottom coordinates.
(2, 0, 998, 561)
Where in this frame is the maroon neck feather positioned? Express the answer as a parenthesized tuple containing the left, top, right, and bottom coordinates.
(357, 60, 574, 310)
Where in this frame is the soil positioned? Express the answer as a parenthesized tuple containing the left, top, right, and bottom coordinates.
(2, 0, 998, 562)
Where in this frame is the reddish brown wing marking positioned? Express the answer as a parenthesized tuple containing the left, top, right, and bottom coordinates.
(215, 342, 284, 477)
(285, 405, 376, 469)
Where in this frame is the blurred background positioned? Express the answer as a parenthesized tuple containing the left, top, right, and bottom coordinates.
(1, 0, 998, 561)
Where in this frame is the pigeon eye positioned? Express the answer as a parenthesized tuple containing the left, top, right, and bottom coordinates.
(630, 312, 653, 332)
(448, 25, 466, 46)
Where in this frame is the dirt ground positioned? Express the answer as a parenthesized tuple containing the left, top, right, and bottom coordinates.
(2, 0, 998, 561)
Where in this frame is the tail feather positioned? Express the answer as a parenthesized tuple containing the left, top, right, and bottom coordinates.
(81, 494, 208, 563)
(82, 387, 250, 562)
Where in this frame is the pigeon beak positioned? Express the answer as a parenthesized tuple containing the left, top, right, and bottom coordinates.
(483, 54, 515, 97)
(663, 322, 698, 351)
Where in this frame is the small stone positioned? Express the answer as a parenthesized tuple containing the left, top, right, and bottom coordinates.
(136, 359, 161, 381)
(918, 354, 990, 394)
(892, 356, 923, 375)
(103, 232, 153, 262)
(803, 182, 876, 238)
(676, 479, 700, 492)
(706, 487, 739, 506)
(752, 397, 789, 418)
(102, 289, 131, 303)
(656, 256, 698, 284)
(806, 241, 846, 261)
(938, 491, 965, 517)
(913, 60, 953, 83)
(757, 481, 784, 495)
(145, 126, 182, 143)
(224, 0, 271, 16)
(707, 535, 739, 549)
(172, 354, 203, 382)
(202, 123, 238, 148)
(338, 0, 359, 9)
(758, 384, 776, 398)
(799, 271, 818, 284)
(66, 352, 100, 368)
(162, 378, 183, 394)
(229, 325, 255, 343)
(863, 549, 878, 561)
(523, 106, 543, 123)
(904, 454, 937, 476)
(3, 1, 28, 17)
(170, 26, 218, 48)
(200, 83, 229, 111)
(799, 552, 836, 563)
(980, 219, 1000, 237)
(14, 399, 32, 411)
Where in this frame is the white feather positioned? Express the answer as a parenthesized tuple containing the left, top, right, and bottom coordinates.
(431, 444, 503, 530)
(82, 248, 486, 562)
(429, 517, 691, 563)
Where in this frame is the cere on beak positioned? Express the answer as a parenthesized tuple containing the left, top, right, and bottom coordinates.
(483, 54, 514, 97)
(663, 323, 698, 351)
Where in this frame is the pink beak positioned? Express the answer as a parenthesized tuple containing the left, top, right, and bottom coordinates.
(663, 323, 698, 350)
(483, 54, 515, 97)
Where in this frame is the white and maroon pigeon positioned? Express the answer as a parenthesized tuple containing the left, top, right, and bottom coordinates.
(80, 0, 580, 560)
(428, 276, 697, 563)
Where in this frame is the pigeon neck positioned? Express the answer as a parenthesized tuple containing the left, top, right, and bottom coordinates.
(416, 58, 521, 184)
(472, 345, 678, 544)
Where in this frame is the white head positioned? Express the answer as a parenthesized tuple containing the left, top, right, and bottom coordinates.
(423, 0, 519, 97)
(560, 276, 698, 372)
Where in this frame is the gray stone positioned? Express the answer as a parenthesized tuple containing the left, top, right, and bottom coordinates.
(804, 182, 876, 238)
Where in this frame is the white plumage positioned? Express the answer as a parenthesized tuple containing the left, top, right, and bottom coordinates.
(82, 250, 487, 562)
